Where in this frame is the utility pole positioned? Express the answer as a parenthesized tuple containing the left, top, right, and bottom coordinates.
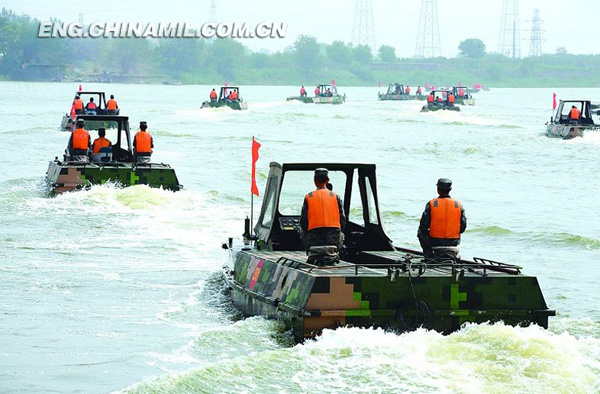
(414, 0, 441, 58)
(351, 0, 376, 52)
(498, 0, 521, 58)
(529, 9, 543, 57)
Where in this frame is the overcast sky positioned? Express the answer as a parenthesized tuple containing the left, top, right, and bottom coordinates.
(3, 0, 599, 57)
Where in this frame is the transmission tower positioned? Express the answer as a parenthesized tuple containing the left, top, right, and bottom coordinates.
(498, 0, 521, 58)
(351, 0, 376, 51)
(209, 0, 217, 23)
(529, 9, 543, 57)
(414, 0, 441, 58)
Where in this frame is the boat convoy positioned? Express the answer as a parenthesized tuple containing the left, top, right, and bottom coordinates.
(50, 82, 596, 340)
(223, 163, 555, 341)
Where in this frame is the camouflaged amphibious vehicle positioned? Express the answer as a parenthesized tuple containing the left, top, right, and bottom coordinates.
(223, 162, 555, 341)
(546, 99, 600, 139)
(47, 115, 181, 194)
(287, 84, 346, 105)
(201, 86, 248, 110)
(60, 91, 119, 131)
(421, 90, 461, 112)
(377, 83, 418, 101)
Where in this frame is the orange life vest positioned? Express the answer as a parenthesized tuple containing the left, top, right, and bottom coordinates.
(135, 131, 152, 153)
(427, 95, 434, 103)
(92, 137, 111, 154)
(458, 89, 464, 97)
(300, 87, 306, 94)
(72, 128, 90, 150)
(231, 91, 238, 100)
(306, 189, 341, 230)
(314, 88, 320, 95)
(406, 87, 411, 93)
(448, 94, 455, 103)
(86, 101, 97, 110)
(569, 108, 581, 120)
(107, 99, 118, 110)
(429, 198, 461, 239)
(210, 90, 217, 99)
(73, 98, 84, 111)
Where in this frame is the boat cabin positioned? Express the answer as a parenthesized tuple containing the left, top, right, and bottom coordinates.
(316, 84, 338, 97)
(385, 83, 407, 95)
(253, 163, 394, 254)
(451, 86, 471, 99)
(218, 86, 242, 101)
(72, 91, 109, 114)
(552, 100, 595, 125)
(73, 115, 134, 163)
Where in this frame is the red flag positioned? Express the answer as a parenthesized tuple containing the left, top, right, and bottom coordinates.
(78, 84, 82, 92)
(552, 93, 557, 110)
(378, 81, 382, 88)
(251, 137, 261, 196)
(70, 103, 76, 119)
(331, 79, 335, 86)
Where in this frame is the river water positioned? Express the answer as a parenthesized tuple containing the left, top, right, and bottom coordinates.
(0, 82, 599, 393)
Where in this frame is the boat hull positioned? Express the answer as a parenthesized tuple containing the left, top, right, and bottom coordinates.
(378, 94, 418, 101)
(225, 249, 554, 342)
(545, 122, 598, 139)
(421, 104, 460, 112)
(46, 160, 182, 194)
(201, 100, 248, 110)
(287, 96, 345, 105)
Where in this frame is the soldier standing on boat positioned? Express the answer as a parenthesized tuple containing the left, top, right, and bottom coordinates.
(417, 178, 467, 260)
(67, 119, 91, 162)
(210, 89, 217, 102)
(300, 86, 306, 97)
(133, 121, 153, 163)
(300, 168, 346, 265)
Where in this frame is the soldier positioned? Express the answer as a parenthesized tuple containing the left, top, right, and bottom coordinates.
(107, 95, 118, 114)
(300, 168, 346, 265)
(67, 119, 91, 162)
(133, 121, 153, 163)
(418, 178, 467, 259)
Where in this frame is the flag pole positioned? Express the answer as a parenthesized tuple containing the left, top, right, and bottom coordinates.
(250, 192, 254, 237)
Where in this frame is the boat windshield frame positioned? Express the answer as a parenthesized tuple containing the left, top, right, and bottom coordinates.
(72, 91, 107, 110)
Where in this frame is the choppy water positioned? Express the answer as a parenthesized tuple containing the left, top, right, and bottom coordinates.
(1, 82, 599, 393)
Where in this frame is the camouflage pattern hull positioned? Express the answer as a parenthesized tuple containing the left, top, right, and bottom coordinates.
(545, 123, 599, 139)
(378, 94, 418, 101)
(225, 249, 554, 342)
(46, 160, 182, 194)
(421, 104, 460, 112)
(200, 100, 248, 110)
(287, 96, 345, 105)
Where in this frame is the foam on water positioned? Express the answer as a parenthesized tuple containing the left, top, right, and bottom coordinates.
(122, 320, 600, 394)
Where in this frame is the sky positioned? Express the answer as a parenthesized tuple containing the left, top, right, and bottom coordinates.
(3, 0, 600, 57)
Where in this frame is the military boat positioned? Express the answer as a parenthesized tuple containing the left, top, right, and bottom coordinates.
(60, 91, 119, 131)
(287, 84, 346, 105)
(222, 162, 555, 342)
(201, 86, 248, 110)
(451, 86, 475, 106)
(546, 100, 600, 139)
(420, 90, 460, 112)
(377, 83, 417, 101)
(47, 115, 182, 194)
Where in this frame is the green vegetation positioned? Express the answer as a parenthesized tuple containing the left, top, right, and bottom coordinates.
(1, 8, 600, 87)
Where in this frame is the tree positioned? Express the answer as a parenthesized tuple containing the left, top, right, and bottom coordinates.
(293, 35, 322, 74)
(353, 45, 372, 63)
(207, 38, 246, 79)
(378, 45, 397, 62)
(458, 39, 486, 58)
(326, 41, 352, 64)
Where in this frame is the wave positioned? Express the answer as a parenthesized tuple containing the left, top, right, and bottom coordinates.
(122, 321, 600, 393)
(469, 225, 600, 250)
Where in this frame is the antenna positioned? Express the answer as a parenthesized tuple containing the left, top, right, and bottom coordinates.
(78, 13, 83, 25)
(351, 0, 376, 51)
(498, 0, 521, 58)
(529, 9, 543, 57)
(414, 0, 441, 58)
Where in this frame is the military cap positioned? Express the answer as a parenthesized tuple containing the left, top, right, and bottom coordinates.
(437, 178, 452, 191)
(314, 168, 329, 182)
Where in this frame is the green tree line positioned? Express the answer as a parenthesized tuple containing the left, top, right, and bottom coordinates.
(2, 8, 600, 87)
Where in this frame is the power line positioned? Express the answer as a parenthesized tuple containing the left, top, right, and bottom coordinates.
(415, 0, 441, 58)
(209, 0, 217, 24)
(351, 0, 376, 51)
(498, 0, 521, 58)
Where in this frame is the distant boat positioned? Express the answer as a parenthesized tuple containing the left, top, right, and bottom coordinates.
(546, 99, 599, 139)
(201, 86, 248, 110)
